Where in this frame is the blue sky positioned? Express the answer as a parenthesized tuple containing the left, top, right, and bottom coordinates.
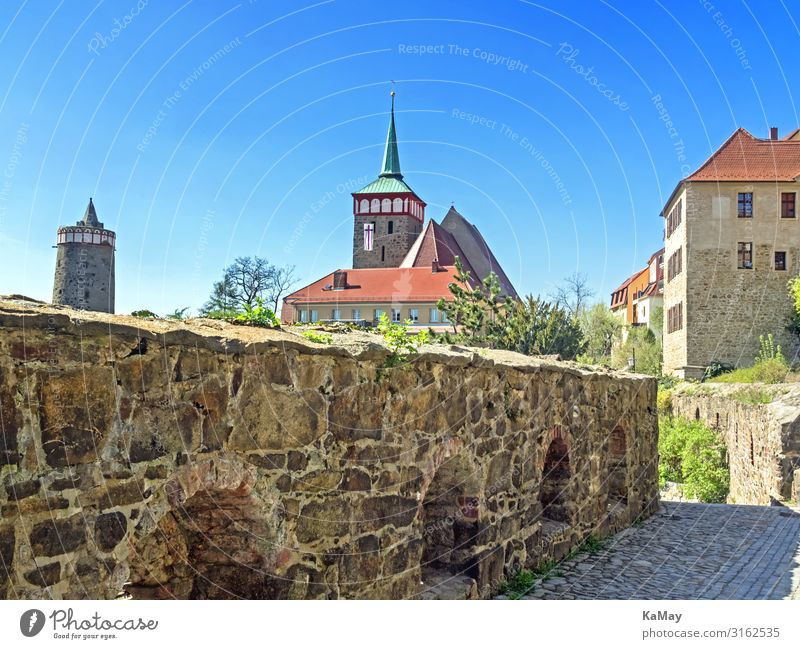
(0, 0, 798, 314)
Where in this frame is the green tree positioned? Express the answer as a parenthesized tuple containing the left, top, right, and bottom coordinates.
(201, 256, 296, 318)
(495, 295, 585, 359)
(611, 325, 662, 375)
(578, 302, 622, 363)
(436, 257, 507, 344)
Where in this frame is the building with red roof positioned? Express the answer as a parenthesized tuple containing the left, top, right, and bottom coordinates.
(609, 248, 664, 328)
(661, 126, 800, 377)
(283, 93, 517, 327)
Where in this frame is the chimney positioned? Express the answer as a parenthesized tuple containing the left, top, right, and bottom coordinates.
(770, 127, 778, 140)
(333, 270, 347, 289)
(431, 259, 440, 273)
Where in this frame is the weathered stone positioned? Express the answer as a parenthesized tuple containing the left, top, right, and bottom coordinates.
(0, 526, 14, 586)
(4, 478, 41, 500)
(341, 468, 372, 491)
(0, 383, 19, 466)
(29, 514, 86, 557)
(0, 301, 659, 600)
(95, 511, 128, 551)
(25, 561, 61, 587)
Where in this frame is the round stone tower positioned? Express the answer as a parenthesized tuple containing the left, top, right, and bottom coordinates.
(52, 198, 116, 313)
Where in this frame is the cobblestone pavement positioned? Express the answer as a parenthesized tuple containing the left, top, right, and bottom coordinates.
(517, 501, 800, 600)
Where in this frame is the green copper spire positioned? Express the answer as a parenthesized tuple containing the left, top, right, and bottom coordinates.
(379, 91, 402, 179)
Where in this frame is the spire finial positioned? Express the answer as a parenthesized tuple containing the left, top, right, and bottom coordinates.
(379, 84, 402, 179)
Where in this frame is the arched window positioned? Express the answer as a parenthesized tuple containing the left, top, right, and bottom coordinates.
(371, 198, 380, 213)
(360, 199, 369, 213)
(540, 436, 570, 523)
(403, 198, 408, 212)
(381, 198, 391, 213)
(392, 198, 403, 212)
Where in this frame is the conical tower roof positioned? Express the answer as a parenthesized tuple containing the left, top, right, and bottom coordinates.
(80, 198, 101, 227)
(379, 92, 402, 179)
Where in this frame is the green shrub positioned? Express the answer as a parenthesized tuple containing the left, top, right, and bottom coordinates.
(302, 331, 333, 345)
(234, 297, 280, 328)
(498, 569, 535, 599)
(131, 309, 158, 319)
(708, 358, 788, 384)
(730, 387, 774, 405)
(658, 416, 729, 503)
(656, 388, 673, 416)
(377, 313, 429, 369)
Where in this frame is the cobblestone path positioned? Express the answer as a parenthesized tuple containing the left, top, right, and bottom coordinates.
(516, 501, 800, 600)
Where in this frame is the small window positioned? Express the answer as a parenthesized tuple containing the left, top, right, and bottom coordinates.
(737, 192, 753, 218)
(781, 192, 796, 218)
(775, 251, 787, 271)
(374, 308, 384, 321)
(359, 199, 369, 213)
(381, 198, 391, 213)
(388, 220, 394, 234)
(409, 308, 419, 323)
(299, 310, 308, 323)
(441, 310, 449, 323)
(381, 245, 385, 262)
(737, 242, 753, 269)
(429, 308, 439, 323)
(331, 309, 341, 320)
(352, 309, 361, 320)
(391, 308, 401, 323)
(310, 310, 318, 323)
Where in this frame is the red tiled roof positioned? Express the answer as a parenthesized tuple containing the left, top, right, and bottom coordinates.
(686, 127, 800, 181)
(610, 271, 643, 309)
(282, 266, 468, 305)
(400, 220, 477, 278)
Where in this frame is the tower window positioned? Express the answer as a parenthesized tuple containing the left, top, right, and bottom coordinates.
(737, 242, 753, 269)
(381, 245, 385, 262)
(381, 198, 391, 213)
(360, 199, 369, 213)
(775, 251, 787, 271)
(392, 198, 403, 212)
(388, 221, 394, 234)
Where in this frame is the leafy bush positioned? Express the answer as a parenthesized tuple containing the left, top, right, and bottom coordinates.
(377, 313, 429, 369)
(131, 309, 158, 319)
(302, 331, 333, 345)
(708, 358, 788, 384)
(166, 307, 190, 320)
(656, 388, 673, 416)
(702, 361, 734, 382)
(658, 416, 729, 503)
(498, 569, 536, 599)
(233, 297, 280, 328)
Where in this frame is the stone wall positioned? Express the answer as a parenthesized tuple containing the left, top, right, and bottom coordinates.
(52, 242, 115, 314)
(352, 213, 421, 268)
(0, 300, 659, 600)
(671, 383, 800, 505)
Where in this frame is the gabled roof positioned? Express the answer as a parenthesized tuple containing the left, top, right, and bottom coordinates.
(610, 271, 641, 309)
(440, 206, 518, 298)
(686, 127, 800, 181)
(400, 219, 476, 277)
(282, 266, 468, 305)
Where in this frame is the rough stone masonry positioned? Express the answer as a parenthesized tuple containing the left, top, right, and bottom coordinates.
(0, 300, 659, 599)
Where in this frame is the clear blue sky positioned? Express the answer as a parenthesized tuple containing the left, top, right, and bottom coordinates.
(0, 0, 798, 315)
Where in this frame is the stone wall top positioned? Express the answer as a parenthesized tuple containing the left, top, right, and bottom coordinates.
(0, 298, 649, 385)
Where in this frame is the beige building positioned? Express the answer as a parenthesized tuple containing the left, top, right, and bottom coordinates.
(662, 126, 800, 378)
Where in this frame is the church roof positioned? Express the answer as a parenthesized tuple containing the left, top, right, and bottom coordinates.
(380, 92, 402, 179)
(440, 206, 517, 298)
(400, 219, 477, 278)
(354, 176, 418, 195)
(353, 92, 422, 199)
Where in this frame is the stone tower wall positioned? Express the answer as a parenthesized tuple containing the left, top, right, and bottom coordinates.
(352, 213, 421, 268)
(52, 243, 115, 314)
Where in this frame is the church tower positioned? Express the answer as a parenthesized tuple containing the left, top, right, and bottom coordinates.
(351, 92, 426, 268)
(52, 198, 116, 313)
